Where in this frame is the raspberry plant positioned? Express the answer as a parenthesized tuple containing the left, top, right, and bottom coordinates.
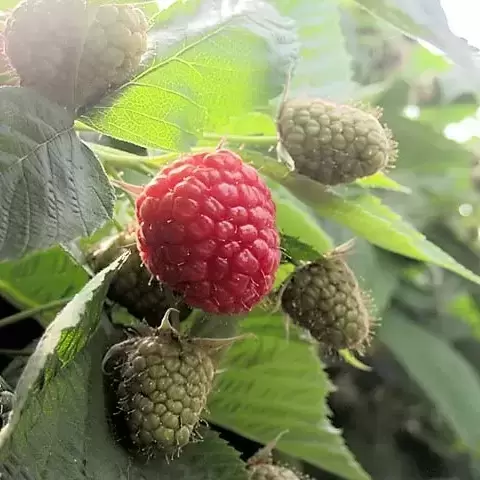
(1, 1, 480, 480)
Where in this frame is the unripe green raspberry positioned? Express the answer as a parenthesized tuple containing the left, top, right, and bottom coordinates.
(277, 98, 397, 185)
(76, 3, 148, 107)
(280, 247, 372, 352)
(4, 0, 88, 105)
(89, 231, 190, 326)
(106, 321, 215, 453)
(249, 464, 302, 480)
(4, 0, 147, 108)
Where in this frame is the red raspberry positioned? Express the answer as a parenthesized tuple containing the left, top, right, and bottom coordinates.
(135, 149, 281, 314)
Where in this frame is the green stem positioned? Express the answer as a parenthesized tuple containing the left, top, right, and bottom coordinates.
(90, 143, 217, 171)
(203, 132, 278, 146)
(0, 298, 72, 330)
(89, 144, 157, 173)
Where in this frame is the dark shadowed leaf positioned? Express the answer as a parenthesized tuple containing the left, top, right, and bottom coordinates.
(380, 311, 480, 455)
(0, 87, 114, 262)
(0, 255, 247, 479)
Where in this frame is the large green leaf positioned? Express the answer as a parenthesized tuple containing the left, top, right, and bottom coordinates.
(0, 246, 88, 327)
(208, 312, 371, 480)
(277, 173, 480, 286)
(268, 180, 333, 254)
(380, 311, 480, 454)
(0, 255, 247, 479)
(80, 1, 298, 150)
(273, 0, 355, 101)
(0, 87, 114, 262)
(0, 0, 18, 10)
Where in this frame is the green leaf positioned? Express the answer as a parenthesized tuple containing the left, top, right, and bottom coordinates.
(80, 1, 299, 150)
(380, 311, 480, 454)
(381, 110, 472, 176)
(352, 0, 480, 89)
(0, 87, 114, 262)
(0, 255, 125, 456)
(273, 0, 355, 101)
(267, 179, 333, 254)
(280, 234, 322, 263)
(448, 294, 480, 340)
(343, 239, 402, 314)
(0, 0, 18, 9)
(0, 247, 89, 327)
(379, 111, 475, 223)
(0, 255, 247, 479)
(279, 174, 480, 286)
(355, 172, 411, 193)
(211, 112, 277, 137)
(418, 105, 478, 131)
(208, 312, 371, 480)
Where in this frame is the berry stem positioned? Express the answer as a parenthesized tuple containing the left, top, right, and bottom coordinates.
(203, 132, 278, 146)
(88, 143, 158, 172)
(0, 298, 72, 330)
(91, 141, 292, 186)
(90, 143, 214, 171)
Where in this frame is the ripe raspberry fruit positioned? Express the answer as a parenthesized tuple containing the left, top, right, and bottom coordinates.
(88, 231, 190, 326)
(135, 149, 281, 314)
(280, 243, 372, 352)
(277, 98, 397, 185)
(249, 464, 302, 480)
(4, 0, 147, 108)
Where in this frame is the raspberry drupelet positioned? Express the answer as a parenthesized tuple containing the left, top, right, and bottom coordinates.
(135, 149, 281, 314)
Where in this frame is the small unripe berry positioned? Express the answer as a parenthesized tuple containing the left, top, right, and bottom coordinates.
(89, 231, 190, 326)
(281, 247, 372, 352)
(277, 98, 397, 185)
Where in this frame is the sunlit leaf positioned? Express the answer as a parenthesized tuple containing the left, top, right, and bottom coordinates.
(80, 0, 299, 150)
(208, 312, 371, 480)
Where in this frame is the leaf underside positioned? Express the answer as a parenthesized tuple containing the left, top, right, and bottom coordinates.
(0, 87, 114, 262)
